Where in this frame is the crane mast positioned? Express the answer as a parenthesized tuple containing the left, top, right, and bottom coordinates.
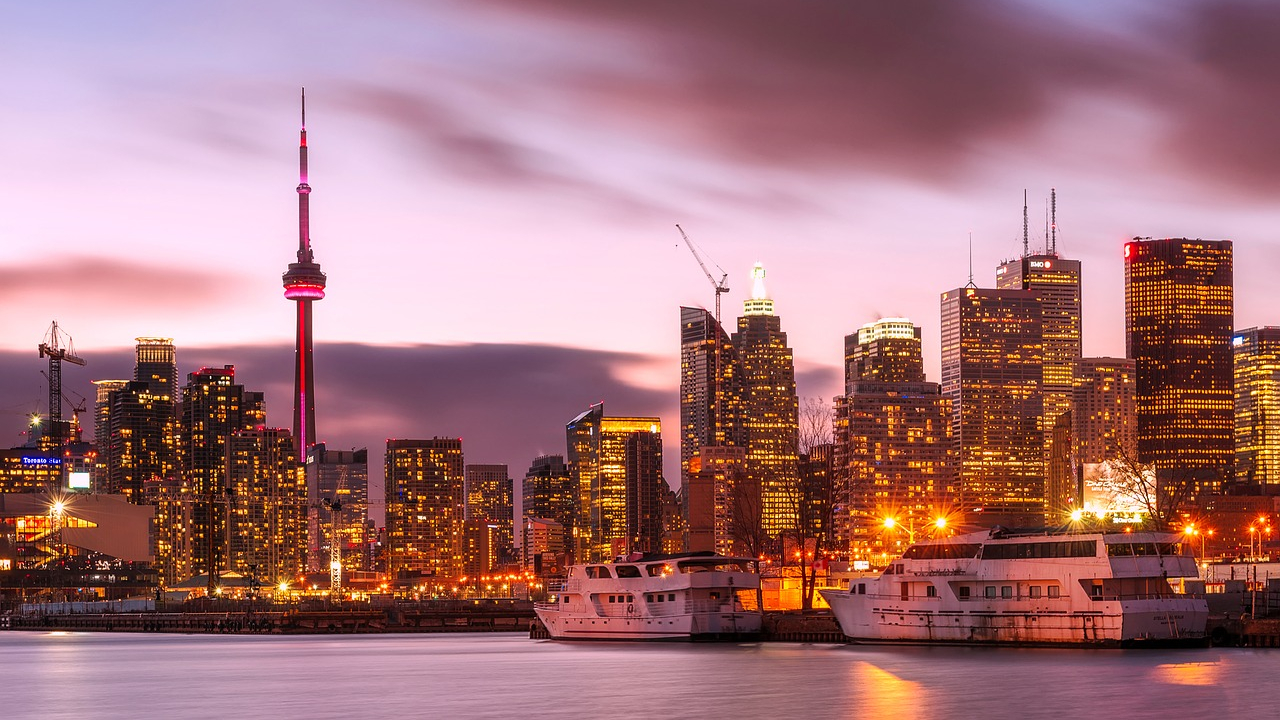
(37, 321, 86, 449)
(676, 225, 730, 445)
(324, 465, 348, 598)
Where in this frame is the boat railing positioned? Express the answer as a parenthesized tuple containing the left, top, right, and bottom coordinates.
(685, 599, 738, 614)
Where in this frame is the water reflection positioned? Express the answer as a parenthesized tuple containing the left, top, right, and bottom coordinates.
(851, 661, 927, 719)
(1151, 660, 1223, 686)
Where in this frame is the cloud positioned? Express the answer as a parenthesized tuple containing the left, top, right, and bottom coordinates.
(0, 257, 235, 305)
(461, 0, 1131, 183)
(334, 82, 670, 216)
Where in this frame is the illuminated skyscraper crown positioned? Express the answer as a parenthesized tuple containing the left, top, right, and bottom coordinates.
(857, 318, 916, 345)
(742, 262, 775, 316)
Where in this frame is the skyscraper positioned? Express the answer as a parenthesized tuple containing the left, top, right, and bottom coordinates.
(385, 438, 465, 580)
(996, 253, 1082, 455)
(179, 366, 265, 582)
(226, 427, 304, 585)
(732, 263, 800, 537)
(679, 306, 745, 484)
(465, 463, 514, 564)
(282, 91, 326, 455)
(836, 317, 954, 560)
(566, 403, 666, 560)
(1124, 238, 1234, 489)
(95, 338, 179, 503)
(940, 287, 1044, 523)
(1234, 327, 1280, 487)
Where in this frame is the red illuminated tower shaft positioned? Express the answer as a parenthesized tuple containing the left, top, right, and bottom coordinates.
(282, 89, 326, 454)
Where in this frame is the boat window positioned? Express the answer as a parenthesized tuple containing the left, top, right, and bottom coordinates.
(858, 583, 867, 595)
(926, 585, 938, 597)
(958, 586, 970, 599)
(981, 540, 1097, 560)
(902, 543, 981, 560)
(627, 594, 634, 602)
(563, 595, 569, 604)
(1029, 586, 1042, 598)
(668, 593, 675, 601)
(1107, 542, 1183, 557)
(1001, 586, 1013, 599)
(1048, 585, 1060, 598)
(984, 586, 996, 599)
(901, 583, 909, 600)
(647, 564, 672, 577)
(586, 566, 614, 579)
(710, 592, 721, 600)
(883, 565, 895, 576)
(615, 565, 642, 578)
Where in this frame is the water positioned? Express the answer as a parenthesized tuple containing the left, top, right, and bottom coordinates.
(2, 632, 1278, 719)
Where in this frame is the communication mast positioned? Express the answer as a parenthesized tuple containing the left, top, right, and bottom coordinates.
(37, 321, 86, 448)
(676, 225, 730, 443)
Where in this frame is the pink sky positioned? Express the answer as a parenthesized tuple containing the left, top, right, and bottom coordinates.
(4, 1, 1280, 491)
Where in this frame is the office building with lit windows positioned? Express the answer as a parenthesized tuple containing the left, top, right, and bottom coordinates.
(226, 427, 304, 585)
(1073, 358, 1137, 465)
(843, 318, 924, 392)
(836, 318, 955, 561)
(1234, 327, 1280, 487)
(385, 438, 465, 580)
(179, 366, 265, 581)
(940, 287, 1045, 524)
(1124, 238, 1234, 489)
(996, 255, 1082, 459)
(566, 404, 667, 561)
(522, 455, 577, 551)
(732, 263, 800, 537)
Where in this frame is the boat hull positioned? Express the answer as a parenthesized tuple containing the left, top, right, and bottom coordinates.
(820, 589, 1208, 647)
(535, 607, 761, 642)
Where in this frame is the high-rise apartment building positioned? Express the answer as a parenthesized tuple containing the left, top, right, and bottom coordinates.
(1125, 238, 1234, 489)
(385, 438, 465, 579)
(134, 337, 178, 400)
(465, 464, 514, 565)
(996, 254, 1082, 453)
(837, 318, 955, 560)
(566, 404, 666, 561)
(685, 445, 748, 556)
(732, 263, 800, 537)
(179, 366, 265, 580)
(1234, 327, 1280, 486)
(522, 455, 576, 527)
(94, 339, 180, 503)
(226, 427, 304, 585)
(940, 287, 1045, 523)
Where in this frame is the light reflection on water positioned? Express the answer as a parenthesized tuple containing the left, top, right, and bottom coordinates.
(3, 633, 1280, 719)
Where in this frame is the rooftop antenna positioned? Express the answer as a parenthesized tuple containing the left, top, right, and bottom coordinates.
(1050, 187, 1058, 256)
(1022, 189, 1029, 259)
(966, 232, 977, 288)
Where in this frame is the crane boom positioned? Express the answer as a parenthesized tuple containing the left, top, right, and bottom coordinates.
(675, 224, 730, 448)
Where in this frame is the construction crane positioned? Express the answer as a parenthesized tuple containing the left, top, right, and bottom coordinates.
(676, 224, 730, 445)
(37, 321, 86, 449)
(323, 465, 349, 598)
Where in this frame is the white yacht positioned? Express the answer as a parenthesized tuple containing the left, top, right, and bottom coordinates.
(820, 528, 1208, 647)
(535, 553, 761, 641)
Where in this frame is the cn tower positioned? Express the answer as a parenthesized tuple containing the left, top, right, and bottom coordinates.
(282, 88, 326, 454)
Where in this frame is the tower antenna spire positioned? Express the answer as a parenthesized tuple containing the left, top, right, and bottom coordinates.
(966, 232, 976, 288)
(1050, 187, 1058, 256)
(283, 88, 326, 461)
(1022, 189, 1029, 259)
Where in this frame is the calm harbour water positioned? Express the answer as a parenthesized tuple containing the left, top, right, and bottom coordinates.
(3, 631, 1279, 719)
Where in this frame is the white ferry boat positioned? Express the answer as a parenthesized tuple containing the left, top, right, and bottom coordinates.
(820, 528, 1208, 647)
(535, 553, 761, 641)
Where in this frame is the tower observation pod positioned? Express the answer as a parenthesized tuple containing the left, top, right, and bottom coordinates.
(282, 88, 326, 454)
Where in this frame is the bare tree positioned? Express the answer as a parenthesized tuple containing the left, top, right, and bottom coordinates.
(728, 468, 768, 612)
(786, 397, 834, 611)
(1092, 449, 1202, 531)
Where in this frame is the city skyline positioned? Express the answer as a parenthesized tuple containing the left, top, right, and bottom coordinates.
(7, 1, 1280, 495)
